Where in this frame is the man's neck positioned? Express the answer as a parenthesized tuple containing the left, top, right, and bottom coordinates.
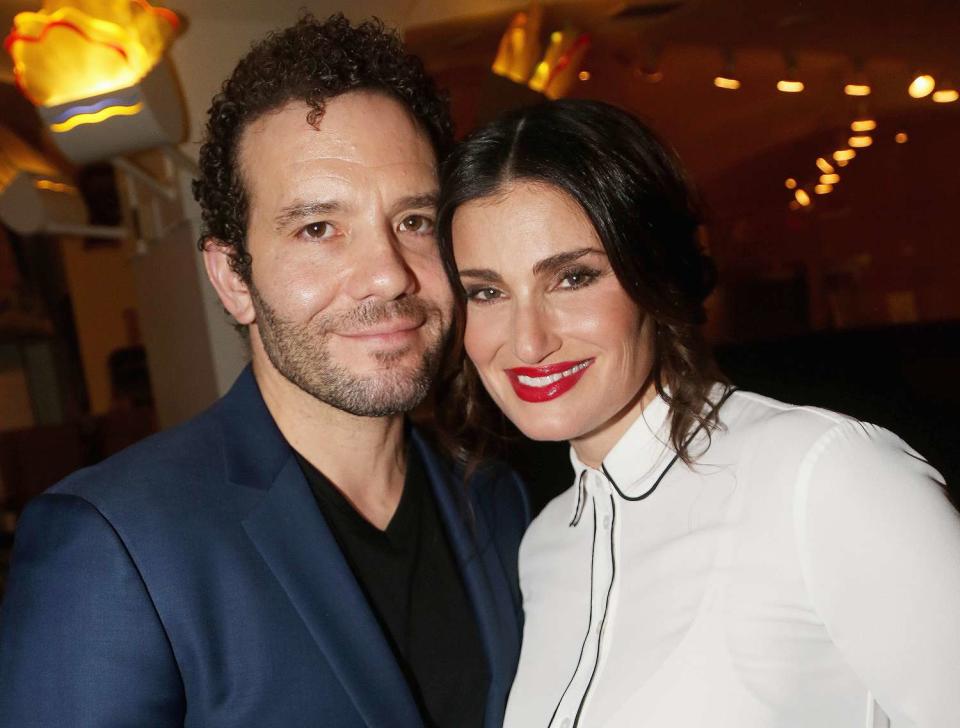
(252, 357, 407, 530)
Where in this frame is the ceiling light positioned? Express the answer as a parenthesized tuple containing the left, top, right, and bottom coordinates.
(820, 173, 840, 185)
(837, 159, 849, 167)
(908, 73, 935, 98)
(816, 157, 834, 174)
(714, 51, 740, 90)
(794, 188, 811, 206)
(932, 88, 958, 103)
(833, 149, 856, 162)
(785, 177, 797, 189)
(895, 131, 909, 144)
(844, 83, 871, 96)
(578, 70, 591, 81)
(777, 54, 803, 93)
(777, 79, 804, 93)
(850, 119, 877, 132)
(849, 135, 873, 148)
(814, 184, 833, 195)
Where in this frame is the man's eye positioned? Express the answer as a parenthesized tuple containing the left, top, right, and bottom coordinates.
(300, 222, 335, 240)
(398, 215, 435, 234)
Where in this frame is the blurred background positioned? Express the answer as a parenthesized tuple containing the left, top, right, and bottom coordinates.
(0, 0, 957, 590)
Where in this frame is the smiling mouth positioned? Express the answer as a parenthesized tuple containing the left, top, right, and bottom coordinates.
(505, 359, 594, 402)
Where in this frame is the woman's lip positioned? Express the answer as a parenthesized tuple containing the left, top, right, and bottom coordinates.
(504, 359, 594, 403)
(506, 359, 591, 377)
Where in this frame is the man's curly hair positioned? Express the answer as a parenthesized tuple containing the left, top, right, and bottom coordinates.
(192, 13, 453, 282)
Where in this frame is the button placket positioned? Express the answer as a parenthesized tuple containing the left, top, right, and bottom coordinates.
(550, 471, 618, 728)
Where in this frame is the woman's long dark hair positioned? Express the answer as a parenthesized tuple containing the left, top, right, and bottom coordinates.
(435, 99, 724, 466)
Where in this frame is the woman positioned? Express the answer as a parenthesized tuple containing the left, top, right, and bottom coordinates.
(435, 100, 960, 727)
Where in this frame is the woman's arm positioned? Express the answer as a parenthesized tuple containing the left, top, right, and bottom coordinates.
(795, 420, 960, 727)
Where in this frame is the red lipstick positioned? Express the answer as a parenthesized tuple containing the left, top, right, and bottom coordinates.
(504, 359, 594, 403)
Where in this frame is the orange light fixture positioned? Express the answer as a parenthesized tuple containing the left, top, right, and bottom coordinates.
(820, 173, 840, 185)
(785, 177, 797, 189)
(849, 135, 873, 148)
(833, 149, 856, 162)
(895, 131, 909, 144)
(816, 157, 834, 174)
(908, 73, 936, 99)
(850, 119, 877, 132)
(932, 88, 958, 103)
(794, 188, 811, 206)
(714, 76, 740, 90)
(4, 0, 180, 108)
(814, 184, 833, 195)
(844, 83, 871, 96)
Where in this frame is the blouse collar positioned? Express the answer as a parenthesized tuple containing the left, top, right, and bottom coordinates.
(568, 391, 673, 524)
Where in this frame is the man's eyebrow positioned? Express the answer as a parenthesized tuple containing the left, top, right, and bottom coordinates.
(532, 248, 603, 276)
(388, 192, 438, 217)
(273, 200, 343, 232)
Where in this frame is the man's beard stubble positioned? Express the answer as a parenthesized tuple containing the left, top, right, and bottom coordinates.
(249, 283, 449, 418)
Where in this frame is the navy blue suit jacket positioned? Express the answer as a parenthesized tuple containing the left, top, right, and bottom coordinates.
(0, 368, 530, 727)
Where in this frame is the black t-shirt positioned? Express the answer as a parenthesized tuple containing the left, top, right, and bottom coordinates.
(295, 446, 488, 728)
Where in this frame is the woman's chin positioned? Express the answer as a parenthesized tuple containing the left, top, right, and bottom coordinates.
(507, 414, 581, 443)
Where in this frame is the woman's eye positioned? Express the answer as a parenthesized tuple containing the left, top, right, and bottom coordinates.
(398, 214, 435, 234)
(300, 221, 335, 240)
(558, 267, 600, 290)
(465, 286, 503, 303)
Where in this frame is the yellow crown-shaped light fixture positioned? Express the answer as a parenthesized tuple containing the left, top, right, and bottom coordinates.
(5, 0, 184, 164)
(6, 0, 180, 108)
(527, 28, 591, 100)
(491, 3, 543, 84)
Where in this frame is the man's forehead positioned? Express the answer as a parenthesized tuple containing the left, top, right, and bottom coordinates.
(239, 93, 436, 173)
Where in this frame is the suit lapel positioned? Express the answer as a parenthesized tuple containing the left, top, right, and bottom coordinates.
(220, 368, 423, 727)
(412, 432, 522, 728)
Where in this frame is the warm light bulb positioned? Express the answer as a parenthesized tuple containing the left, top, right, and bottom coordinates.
(714, 76, 741, 90)
(932, 89, 959, 103)
(820, 173, 840, 185)
(785, 177, 798, 189)
(833, 149, 856, 162)
(795, 189, 811, 206)
(908, 74, 936, 98)
(844, 83, 871, 96)
(895, 131, 909, 144)
(816, 157, 835, 174)
(837, 159, 849, 167)
(578, 70, 591, 81)
(814, 184, 833, 195)
(850, 119, 877, 132)
(849, 135, 873, 148)
(777, 79, 804, 93)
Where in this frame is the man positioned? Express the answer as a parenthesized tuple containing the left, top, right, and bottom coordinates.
(0, 15, 529, 728)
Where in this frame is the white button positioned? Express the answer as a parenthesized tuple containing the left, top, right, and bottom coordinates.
(560, 719, 571, 728)
(602, 515, 612, 529)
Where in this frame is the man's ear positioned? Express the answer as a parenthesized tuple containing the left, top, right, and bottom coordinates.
(202, 239, 255, 325)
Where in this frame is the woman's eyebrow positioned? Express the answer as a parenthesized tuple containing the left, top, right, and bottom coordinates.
(458, 267, 503, 282)
(532, 247, 603, 276)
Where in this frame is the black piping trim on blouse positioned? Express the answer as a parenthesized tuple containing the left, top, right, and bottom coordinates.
(601, 386, 739, 503)
(548, 506, 598, 727)
(571, 492, 618, 728)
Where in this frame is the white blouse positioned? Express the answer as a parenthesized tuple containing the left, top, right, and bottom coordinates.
(504, 389, 960, 728)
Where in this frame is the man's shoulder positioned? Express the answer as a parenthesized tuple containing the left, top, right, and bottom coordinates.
(48, 397, 229, 510)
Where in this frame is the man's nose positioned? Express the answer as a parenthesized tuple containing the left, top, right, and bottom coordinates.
(511, 300, 562, 364)
(346, 226, 417, 301)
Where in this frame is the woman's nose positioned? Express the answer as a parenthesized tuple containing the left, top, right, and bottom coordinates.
(511, 301, 561, 364)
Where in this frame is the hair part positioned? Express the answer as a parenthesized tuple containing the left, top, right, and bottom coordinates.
(435, 99, 725, 467)
(192, 12, 453, 284)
